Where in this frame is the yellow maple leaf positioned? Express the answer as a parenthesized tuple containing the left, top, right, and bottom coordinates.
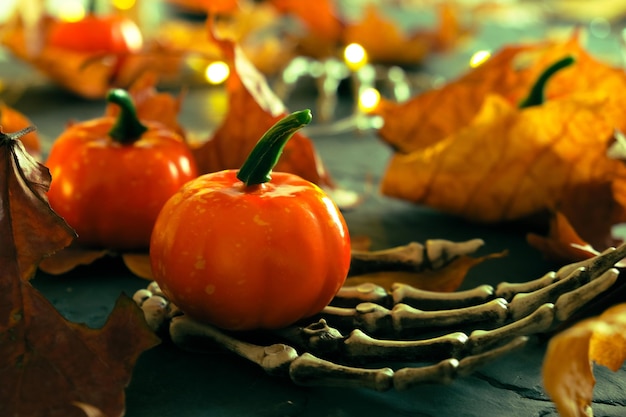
(543, 303, 626, 416)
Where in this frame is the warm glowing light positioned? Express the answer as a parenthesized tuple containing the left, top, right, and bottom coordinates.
(358, 87, 381, 113)
(469, 50, 491, 68)
(204, 61, 230, 85)
(120, 20, 143, 51)
(344, 43, 368, 71)
(57, 0, 85, 22)
(113, 0, 136, 10)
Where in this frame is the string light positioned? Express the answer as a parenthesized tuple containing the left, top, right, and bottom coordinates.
(344, 43, 368, 71)
(204, 61, 230, 85)
(469, 50, 491, 68)
(55, 0, 85, 22)
(358, 87, 381, 113)
(112, 0, 136, 10)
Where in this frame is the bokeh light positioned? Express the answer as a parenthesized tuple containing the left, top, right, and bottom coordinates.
(469, 49, 491, 68)
(54, 0, 86, 22)
(204, 61, 230, 85)
(344, 43, 368, 71)
(113, 0, 136, 11)
(358, 87, 381, 113)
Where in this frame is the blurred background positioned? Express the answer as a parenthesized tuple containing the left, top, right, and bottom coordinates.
(2, 0, 626, 141)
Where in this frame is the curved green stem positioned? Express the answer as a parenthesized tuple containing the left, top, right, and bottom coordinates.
(87, 0, 97, 14)
(237, 110, 312, 186)
(107, 89, 147, 144)
(518, 56, 575, 109)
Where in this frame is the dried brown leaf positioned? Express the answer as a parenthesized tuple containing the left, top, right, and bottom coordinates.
(39, 247, 110, 275)
(191, 33, 334, 187)
(0, 130, 160, 416)
(527, 211, 600, 263)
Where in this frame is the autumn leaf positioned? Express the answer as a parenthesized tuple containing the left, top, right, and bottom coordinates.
(377, 37, 626, 251)
(269, 0, 343, 59)
(342, 3, 468, 66)
(191, 27, 334, 188)
(0, 129, 160, 416)
(527, 211, 600, 263)
(373, 31, 626, 153)
(38, 246, 111, 275)
(543, 303, 626, 417)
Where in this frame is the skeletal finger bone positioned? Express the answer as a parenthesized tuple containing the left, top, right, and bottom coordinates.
(333, 283, 390, 307)
(170, 315, 298, 376)
(425, 238, 485, 269)
(392, 283, 495, 310)
(141, 295, 169, 332)
(289, 353, 394, 391)
(553, 268, 620, 322)
(348, 239, 484, 275)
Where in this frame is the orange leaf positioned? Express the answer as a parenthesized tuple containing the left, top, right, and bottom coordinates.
(374, 32, 625, 153)
(191, 36, 334, 187)
(343, 4, 468, 66)
(527, 211, 600, 263)
(38, 247, 111, 275)
(269, 0, 342, 58)
(0, 129, 160, 416)
(379, 50, 626, 249)
(543, 303, 626, 417)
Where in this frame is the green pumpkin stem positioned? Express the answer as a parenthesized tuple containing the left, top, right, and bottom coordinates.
(518, 56, 575, 109)
(107, 89, 148, 144)
(237, 110, 312, 186)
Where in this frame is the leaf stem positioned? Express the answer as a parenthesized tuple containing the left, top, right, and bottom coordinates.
(0, 126, 37, 144)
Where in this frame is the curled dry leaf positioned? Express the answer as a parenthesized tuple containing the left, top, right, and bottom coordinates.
(190, 29, 334, 188)
(0, 129, 160, 416)
(269, 0, 343, 59)
(543, 303, 626, 417)
(373, 31, 624, 153)
(527, 211, 600, 263)
(158, 1, 295, 76)
(38, 246, 111, 275)
(375, 33, 626, 252)
(342, 3, 469, 66)
(269, 1, 467, 63)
